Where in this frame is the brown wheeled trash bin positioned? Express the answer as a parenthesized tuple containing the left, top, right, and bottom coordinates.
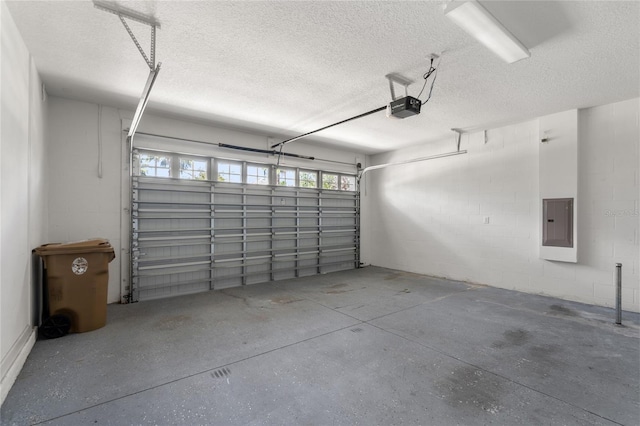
(35, 239, 115, 337)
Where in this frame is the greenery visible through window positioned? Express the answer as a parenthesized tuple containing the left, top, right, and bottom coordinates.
(299, 171, 317, 188)
(218, 162, 242, 183)
(277, 168, 296, 187)
(180, 158, 208, 180)
(138, 150, 356, 191)
(139, 154, 171, 178)
(247, 165, 269, 185)
(322, 173, 338, 190)
(340, 175, 356, 191)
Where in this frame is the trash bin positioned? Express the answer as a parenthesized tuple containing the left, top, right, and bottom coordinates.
(34, 238, 115, 338)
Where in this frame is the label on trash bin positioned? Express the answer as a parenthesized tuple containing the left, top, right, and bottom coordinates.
(72, 257, 88, 275)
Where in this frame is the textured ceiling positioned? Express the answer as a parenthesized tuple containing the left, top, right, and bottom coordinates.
(6, 1, 640, 154)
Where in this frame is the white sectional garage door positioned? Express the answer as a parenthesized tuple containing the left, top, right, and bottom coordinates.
(130, 149, 359, 302)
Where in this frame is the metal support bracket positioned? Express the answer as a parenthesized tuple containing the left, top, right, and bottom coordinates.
(385, 73, 413, 101)
(94, 1, 160, 70)
(128, 64, 161, 141)
(452, 128, 463, 151)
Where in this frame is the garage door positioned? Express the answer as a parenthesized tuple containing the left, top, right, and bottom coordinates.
(130, 148, 359, 301)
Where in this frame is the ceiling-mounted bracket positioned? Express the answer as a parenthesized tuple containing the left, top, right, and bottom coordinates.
(94, 1, 160, 70)
(385, 73, 414, 101)
(452, 128, 464, 151)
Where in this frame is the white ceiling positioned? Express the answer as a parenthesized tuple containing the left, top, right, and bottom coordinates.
(6, 1, 639, 154)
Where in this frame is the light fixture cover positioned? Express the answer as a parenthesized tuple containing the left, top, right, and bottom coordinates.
(445, 1, 530, 64)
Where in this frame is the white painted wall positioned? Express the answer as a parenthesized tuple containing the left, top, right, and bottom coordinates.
(47, 98, 365, 303)
(579, 99, 639, 310)
(362, 98, 639, 312)
(47, 99, 123, 304)
(539, 109, 578, 262)
(1, 2, 48, 404)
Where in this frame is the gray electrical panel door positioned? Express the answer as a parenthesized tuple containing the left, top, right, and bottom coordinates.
(130, 153, 359, 302)
(542, 198, 573, 247)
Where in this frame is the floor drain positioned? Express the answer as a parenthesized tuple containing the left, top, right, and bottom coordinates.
(211, 367, 231, 378)
(351, 327, 363, 333)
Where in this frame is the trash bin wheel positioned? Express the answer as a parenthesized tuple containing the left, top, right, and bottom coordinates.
(41, 314, 71, 339)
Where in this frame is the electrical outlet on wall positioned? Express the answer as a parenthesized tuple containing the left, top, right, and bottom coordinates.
(484, 216, 490, 224)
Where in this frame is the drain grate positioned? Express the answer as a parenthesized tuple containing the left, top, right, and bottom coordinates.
(211, 367, 231, 378)
(351, 327, 363, 333)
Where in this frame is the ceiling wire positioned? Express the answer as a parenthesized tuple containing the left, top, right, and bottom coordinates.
(98, 104, 103, 178)
(416, 58, 436, 100)
(418, 55, 442, 103)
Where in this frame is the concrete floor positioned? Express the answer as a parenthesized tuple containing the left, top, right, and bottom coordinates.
(2, 266, 639, 425)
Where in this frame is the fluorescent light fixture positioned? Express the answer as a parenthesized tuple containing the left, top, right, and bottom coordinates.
(444, 1, 530, 64)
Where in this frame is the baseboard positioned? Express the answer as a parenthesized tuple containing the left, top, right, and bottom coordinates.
(0, 326, 36, 405)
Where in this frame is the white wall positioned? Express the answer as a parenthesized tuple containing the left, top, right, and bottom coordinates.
(539, 109, 578, 262)
(48, 99, 123, 303)
(0, 2, 48, 404)
(362, 98, 639, 312)
(47, 98, 365, 303)
(579, 99, 639, 310)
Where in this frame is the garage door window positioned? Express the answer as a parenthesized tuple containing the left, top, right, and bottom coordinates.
(322, 173, 338, 190)
(218, 161, 242, 183)
(277, 168, 296, 187)
(247, 165, 270, 185)
(299, 171, 318, 188)
(340, 175, 356, 191)
(136, 151, 356, 191)
(139, 153, 171, 178)
(180, 158, 208, 180)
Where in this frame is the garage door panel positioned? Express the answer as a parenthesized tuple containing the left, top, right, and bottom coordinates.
(215, 241, 242, 254)
(247, 217, 271, 227)
(138, 272, 211, 301)
(273, 262, 296, 281)
(299, 237, 320, 247)
(298, 267, 319, 278)
(322, 234, 355, 245)
(131, 150, 359, 302)
(298, 198, 319, 207)
(139, 217, 210, 229)
(299, 217, 320, 227)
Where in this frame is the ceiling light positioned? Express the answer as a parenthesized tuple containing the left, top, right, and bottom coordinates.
(444, 1, 530, 64)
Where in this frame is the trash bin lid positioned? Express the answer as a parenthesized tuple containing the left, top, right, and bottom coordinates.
(34, 238, 115, 259)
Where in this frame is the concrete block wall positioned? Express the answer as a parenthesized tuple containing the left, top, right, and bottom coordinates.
(579, 99, 639, 309)
(362, 98, 639, 312)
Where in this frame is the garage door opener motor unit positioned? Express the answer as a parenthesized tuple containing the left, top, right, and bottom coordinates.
(389, 96, 421, 118)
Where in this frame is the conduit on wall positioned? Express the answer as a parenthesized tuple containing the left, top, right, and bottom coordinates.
(358, 128, 468, 182)
(358, 149, 467, 183)
(98, 104, 103, 178)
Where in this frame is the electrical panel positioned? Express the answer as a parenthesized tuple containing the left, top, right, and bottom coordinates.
(542, 198, 573, 247)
